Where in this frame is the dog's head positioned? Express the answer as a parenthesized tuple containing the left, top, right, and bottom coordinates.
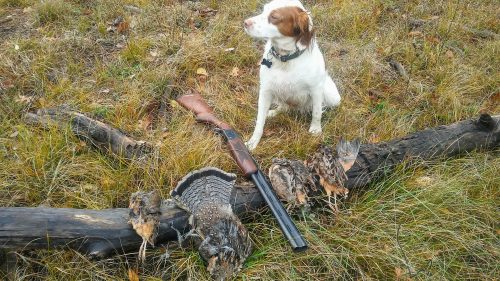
(244, 0, 314, 48)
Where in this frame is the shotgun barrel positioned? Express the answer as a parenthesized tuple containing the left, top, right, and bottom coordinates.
(176, 90, 308, 252)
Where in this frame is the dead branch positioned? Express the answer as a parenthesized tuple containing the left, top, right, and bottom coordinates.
(24, 108, 153, 160)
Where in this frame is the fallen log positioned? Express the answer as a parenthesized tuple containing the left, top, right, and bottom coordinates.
(345, 114, 499, 189)
(0, 185, 261, 260)
(0, 113, 497, 258)
(24, 108, 153, 160)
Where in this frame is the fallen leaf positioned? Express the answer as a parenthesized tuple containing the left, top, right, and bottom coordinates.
(107, 16, 129, 33)
(408, 31, 423, 37)
(14, 44, 19, 50)
(416, 176, 433, 186)
(199, 7, 218, 17)
(395, 267, 404, 280)
(99, 88, 111, 94)
(129, 17, 138, 29)
(170, 100, 181, 110)
(37, 97, 47, 107)
(117, 21, 130, 33)
(368, 133, 380, 144)
(490, 92, 500, 103)
(15, 95, 34, 104)
(137, 117, 152, 131)
(445, 50, 454, 59)
(424, 250, 440, 260)
(368, 89, 382, 103)
(196, 67, 208, 76)
(0, 79, 14, 89)
(128, 268, 139, 281)
(9, 131, 19, 138)
(75, 140, 87, 153)
(426, 36, 441, 44)
(384, 244, 391, 252)
(224, 47, 235, 52)
(230, 67, 240, 77)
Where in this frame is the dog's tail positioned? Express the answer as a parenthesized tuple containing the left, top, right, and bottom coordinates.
(323, 75, 341, 107)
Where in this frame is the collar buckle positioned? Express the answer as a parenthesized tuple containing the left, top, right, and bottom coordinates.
(270, 46, 306, 63)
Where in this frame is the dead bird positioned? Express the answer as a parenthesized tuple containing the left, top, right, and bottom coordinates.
(268, 158, 316, 207)
(269, 138, 360, 211)
(171, 167, 252, 281)
(306, 138, 360, 211)
(128, 190, 161, 262)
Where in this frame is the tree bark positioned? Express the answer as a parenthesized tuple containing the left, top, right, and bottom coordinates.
(1, 113, 497, 258)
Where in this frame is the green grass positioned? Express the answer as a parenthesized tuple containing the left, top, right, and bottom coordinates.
(34, 0, 74, 26)
(1, 0, 499, 280)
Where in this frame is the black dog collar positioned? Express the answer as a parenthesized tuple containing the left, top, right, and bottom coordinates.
(261, 46, 306, 68)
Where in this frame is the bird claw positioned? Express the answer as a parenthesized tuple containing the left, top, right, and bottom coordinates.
(138, 239, 148, 263)
(171, 224, 200, 248)
(327, 195, 340, 214)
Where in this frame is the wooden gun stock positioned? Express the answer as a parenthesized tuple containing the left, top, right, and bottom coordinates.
(175, 91, 258, 176)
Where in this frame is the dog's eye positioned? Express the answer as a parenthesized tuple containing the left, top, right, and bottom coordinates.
(269, 13, 280, 22)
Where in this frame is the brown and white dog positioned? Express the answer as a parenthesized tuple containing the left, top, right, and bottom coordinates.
(244, 0, 341, 150)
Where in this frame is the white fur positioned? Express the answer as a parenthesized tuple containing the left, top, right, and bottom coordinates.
(244, 0, 341, 150)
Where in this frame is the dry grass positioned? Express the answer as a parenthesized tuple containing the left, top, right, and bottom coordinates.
(1, 0, 499, 280)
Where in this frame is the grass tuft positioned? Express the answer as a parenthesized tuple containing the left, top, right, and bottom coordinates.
(34, 0, 73, 25)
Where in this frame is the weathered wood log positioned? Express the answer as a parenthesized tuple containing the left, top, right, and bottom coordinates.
(24, 108, 153, 159)
(345, 114, 499, 189)
(1, 113, 497, 258)
(0, 184, 262, 259)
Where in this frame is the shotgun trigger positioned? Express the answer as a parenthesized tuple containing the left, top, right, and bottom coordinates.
(221, 129, 238, 141)
(213, 127, 224, 137)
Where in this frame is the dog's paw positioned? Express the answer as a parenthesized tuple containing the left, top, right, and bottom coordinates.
(308, 126, 322, 135)
(245, 139, 259, 151)
(267, 110, 278, 118)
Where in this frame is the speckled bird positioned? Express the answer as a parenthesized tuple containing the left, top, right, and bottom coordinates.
(306, 138, 360, 211)
(128, 190, 161, 262)
(170, 167, 253, 281)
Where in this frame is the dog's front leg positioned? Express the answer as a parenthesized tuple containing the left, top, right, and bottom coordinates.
(309, 86, 323, 134)
(246, 90, 272, 150)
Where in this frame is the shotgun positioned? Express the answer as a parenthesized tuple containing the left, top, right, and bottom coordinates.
(176, 89, 308, 252)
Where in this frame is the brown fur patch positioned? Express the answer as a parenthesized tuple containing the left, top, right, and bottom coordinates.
(268, 6, 314, 47)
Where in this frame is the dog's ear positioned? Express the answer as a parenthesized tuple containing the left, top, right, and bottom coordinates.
(295, 10, 314, 48)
